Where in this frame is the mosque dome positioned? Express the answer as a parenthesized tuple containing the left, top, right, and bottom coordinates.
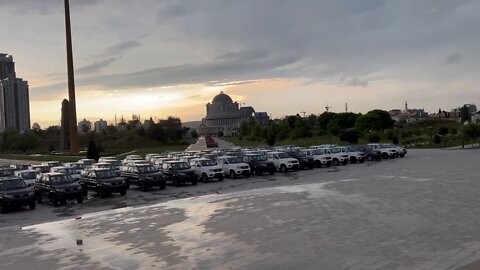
(212, 91, 233, 104)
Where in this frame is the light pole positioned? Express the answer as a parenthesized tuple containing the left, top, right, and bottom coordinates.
(64, 0, 79, 153)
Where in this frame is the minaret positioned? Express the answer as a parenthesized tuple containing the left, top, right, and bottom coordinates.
(405, 101, 408, 113)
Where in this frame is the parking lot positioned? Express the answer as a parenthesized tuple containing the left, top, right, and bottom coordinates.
(1, 149, 480, 269)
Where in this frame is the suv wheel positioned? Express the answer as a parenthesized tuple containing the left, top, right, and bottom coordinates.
(51, 196, 59, 207)
(28, 201, 36, 210)
(202, 174, 209, 183)
(280, 164, 287, 173)
(350, 157, 357, 163)
(0, 202, 7, 214)
(229, 170, 237, 179)
(173, 177, 181, 187)
(159, 181, 166, 190)
(332, 159, 339, 166)
(36, 193, 43, 204)
(315, 160, 322, 168)
(382, 153, 389, 159)
(367, 155, 373, 162)
(140, 182, 148, 191)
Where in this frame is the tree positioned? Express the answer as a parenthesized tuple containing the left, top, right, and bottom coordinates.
(191, 129, 198, 138)
(438, 127, 449, 136)
(87, 141, 100, 162)
(318, 112, 337, 131)
(339, 128, 360, 144)
(460, 105, 472, 123)
(366, 132, 381, 143)
(433, 134, 442, 144)
(462, 124, 480, 140)
(356, 110, 394, 132)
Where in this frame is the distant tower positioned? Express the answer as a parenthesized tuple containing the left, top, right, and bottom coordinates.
(405, 101, 408, 113)
(60, 99, 70, 151)
(325, 104, 330, 112)
(345, 103, 348, 113)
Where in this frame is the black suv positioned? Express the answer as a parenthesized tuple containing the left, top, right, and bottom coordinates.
(0, 177, 36, 213)
(242, 154, 276, 175)
(0, 167, 16, 178)
(35, 173, 84, 206)
(352, 145, 382, 161)
(120, 163, 166, 191)
(288, 151, 315, 170)
(161, 161, 198, 187)
(80, 168, 128, 198)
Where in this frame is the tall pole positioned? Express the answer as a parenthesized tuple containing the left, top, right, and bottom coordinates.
(64, 0, 79, 153)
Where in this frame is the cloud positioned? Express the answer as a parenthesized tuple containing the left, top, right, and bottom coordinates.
(77, 56, 120, 75)
(0, 0, 104, 15)
(443, 53, 462, 65)
(100, 39, 143, 57)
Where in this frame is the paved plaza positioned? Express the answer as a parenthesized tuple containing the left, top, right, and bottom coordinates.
(1, 149, 480, 269)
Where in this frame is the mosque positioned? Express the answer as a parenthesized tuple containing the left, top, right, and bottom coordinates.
(197, 91, 269, 136)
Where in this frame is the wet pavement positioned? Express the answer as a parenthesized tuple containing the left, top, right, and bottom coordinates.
(1, 149, 480, 269)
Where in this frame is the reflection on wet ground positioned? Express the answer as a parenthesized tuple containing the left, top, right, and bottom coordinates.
(1, 150, 480, 269)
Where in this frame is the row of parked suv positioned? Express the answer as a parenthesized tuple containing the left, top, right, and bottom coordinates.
(0, 143, 406, 213)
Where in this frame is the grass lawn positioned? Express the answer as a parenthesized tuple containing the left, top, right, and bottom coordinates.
(0, 143, 190, 163)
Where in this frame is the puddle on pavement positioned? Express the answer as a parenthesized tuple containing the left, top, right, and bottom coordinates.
(21, 181, 345, 269)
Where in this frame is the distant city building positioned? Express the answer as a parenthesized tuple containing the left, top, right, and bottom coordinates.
(0, 53, 30, 133)
(78, 119, 92, 134)
(463, 104, 477, 114)
(239, 106, 255, 120)
(389, 101, 428, 124)
(94, 119, 108, 133)
(254, 112, 270, 125)
(60, 99, 70, 151)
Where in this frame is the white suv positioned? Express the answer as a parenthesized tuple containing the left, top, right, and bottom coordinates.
(327, 148, 349, 166)
(301, 149, 332, 168)
(14, 170, 38, 187)
(189, 158, 224, 182)
(266, 151, 299, 172)
(216, 156, 251, 179)
(368, 144, 398, 159)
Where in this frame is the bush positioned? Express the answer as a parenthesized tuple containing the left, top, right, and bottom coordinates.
(366, 132, 381, 143)
(339, 129, 360, 144)
(434, 134, 442, 144)
(87, 141, 100, 162)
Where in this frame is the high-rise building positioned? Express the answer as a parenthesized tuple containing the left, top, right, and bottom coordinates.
(0, 54, 16, 80)
(0, 53, 30, 133)
(94, 119, 107, 133)
(78, 119, 92, 134)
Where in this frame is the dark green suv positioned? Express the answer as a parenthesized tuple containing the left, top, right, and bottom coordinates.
(35, 173, 84, 206)
(80, 168, 128, 198)
(0, 177, 36, 213)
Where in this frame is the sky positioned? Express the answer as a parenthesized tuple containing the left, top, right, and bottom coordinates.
(1, 0, 480, 127)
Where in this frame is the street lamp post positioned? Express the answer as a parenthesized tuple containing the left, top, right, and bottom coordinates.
(64, 0, 79, 153)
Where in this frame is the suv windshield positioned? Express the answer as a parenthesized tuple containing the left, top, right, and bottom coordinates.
(137, 165, 157, 173)
(50, 175, 74, 185)
(277, 153, 290, 158)
(330, 148, 341, 153)
(199, 160, 217, 166)
(170, 162, 190, 170)
(22, 172, 37, 179)
(249, 155, 267, 161)
(0, 169, 15, 177)
(0, 179, 27, 190)
(96, 170, 116, 179)
(294, 152, 306, 157)
(226, 157, 242, 164)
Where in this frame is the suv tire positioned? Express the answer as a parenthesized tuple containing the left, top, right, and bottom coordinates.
(202, 174, 209, 183)
(280, 164, 287, 173)
(229, 170, 237, 179)
(332, 159, 339, 166)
